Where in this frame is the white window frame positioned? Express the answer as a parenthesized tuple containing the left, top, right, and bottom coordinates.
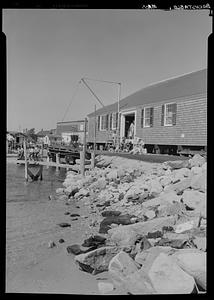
(111, 112, 117, 130)
(143, 107, 153, 128)
(164, 102, 175, 127)
(99, 114, 108, 131)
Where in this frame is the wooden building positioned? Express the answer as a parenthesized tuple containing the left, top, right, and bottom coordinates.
(56, 120, 88, 145)
(87, 69, 207, 155)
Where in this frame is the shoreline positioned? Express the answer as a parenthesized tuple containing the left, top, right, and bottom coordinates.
(6, 154, 206, 294)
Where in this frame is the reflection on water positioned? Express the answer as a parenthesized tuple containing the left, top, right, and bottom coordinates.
(6, 163, 67, 279)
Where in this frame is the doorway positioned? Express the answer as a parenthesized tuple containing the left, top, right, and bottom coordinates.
(120, 111, 136, 139)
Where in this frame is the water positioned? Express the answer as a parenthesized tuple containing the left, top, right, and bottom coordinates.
(6, 162, 67, 280)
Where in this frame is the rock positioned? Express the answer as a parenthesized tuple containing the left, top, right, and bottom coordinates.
(166, 160, 190, 169)
(144, 210, 156, 220)
(162, 226, 174, 232)
(70, 213, 80, 217)
(190, 172, 206, 192)
(157, 201, 186, 218)
(174, 220, 196, 233)
(171, 177, 192, 194)
(48, 241, 56, 248)
(75, 246, 119, 274)
(172, 250, 206, 290)
(189, 154, 206, 168)
(67, 244, 84, 255)
(149, 180, 163, 197)
(134, 246, 172, 265)
(64, 212, 70, 215)
(78, 188, 90, 197)
(101, 210, 121, 217)
(159, 176, 172, 187)
(182, 190, 206, 210)
(68, 187, 79, 197)
(193, 237, 206, 252)
(56, 188, 64, 195)
(191, 166, 203, 175)
(58, 195, 68, 201)
(154, 238, 191, 249)
(98, 282, 114, 294)
(57, 222, 71, 228)
(99, 214, 133, 234)
(123, 269, 155, 294)
(71, 218, 78, 221)
(138, 236, 152, 251)
(109, 227, 140, 248)
(106, 170, 118, 181)
(108, 251, 139, 285)
(148, 252, 195, 294)
(59, 238, 65, 243)
(82, 235, 106, 248)
(146, 231, 163, 239)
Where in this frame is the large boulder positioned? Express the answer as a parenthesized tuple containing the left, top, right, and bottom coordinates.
(171, 177, 192, 194)
(108, 251, 155, 294)
(108, 216, 177, 238)
(148, 252, 195, 294)
(74, 246, 119, 274)
(171, 250, 206, 290)
(182, 190, 206, 210)
(99, 214, 133, 234)
(148, 179, 163, 197)
(190, 172, 206, 192)
(189, 154, 206, 168)
(108, 251, 139, 284)
(166, 160, 190, 169)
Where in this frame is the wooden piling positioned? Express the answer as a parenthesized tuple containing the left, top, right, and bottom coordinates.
(56, 153, 60, 171)
(46, 154, 49, 169)
(91, 151, 95, 168)
(80, 150, 84, 175)
(23, 137, 28, 181)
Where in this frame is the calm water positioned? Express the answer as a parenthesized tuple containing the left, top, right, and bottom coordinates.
(6, 163, 68, 280)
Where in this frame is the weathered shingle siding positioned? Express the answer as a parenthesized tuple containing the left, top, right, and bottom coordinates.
(88, 115, 114, 143)
(87, 95, 207, 146)
(135, 95, 207, 146)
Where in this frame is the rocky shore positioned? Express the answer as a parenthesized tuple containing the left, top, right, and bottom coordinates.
(55, 154, 206, 294)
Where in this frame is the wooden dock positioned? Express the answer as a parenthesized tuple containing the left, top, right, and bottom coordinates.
(16, 159, 91, 171)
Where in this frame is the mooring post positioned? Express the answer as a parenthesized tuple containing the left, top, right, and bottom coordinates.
(56, 153, 60, 172)
(46, 154, 50, 169)
(23, 137, 28, 181)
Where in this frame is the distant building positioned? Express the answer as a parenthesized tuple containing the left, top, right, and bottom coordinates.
(36, 129, 60, 145)
(56, 120, 87, 145)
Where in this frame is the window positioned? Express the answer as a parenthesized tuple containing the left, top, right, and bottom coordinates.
(141, 107, 153, 128)
(111, 112, 118, 130)
(100, 114, 109, 131)
(162, 103, 177, 126)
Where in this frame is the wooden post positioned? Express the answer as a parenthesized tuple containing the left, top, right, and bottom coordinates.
(80, 150, 84, 175)
(46, 154, 49, 169)
(91, 151, 95, 169)
(23, 137, 28, 181)
(81, 117, 87, 176)
(56, 153, 60, 172)
(6, 139, 8, 155)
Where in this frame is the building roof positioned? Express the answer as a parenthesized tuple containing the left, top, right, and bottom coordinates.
(87, 69, 207, 117)
(36, 130, 52, 136)
(57, 120, 86, 125)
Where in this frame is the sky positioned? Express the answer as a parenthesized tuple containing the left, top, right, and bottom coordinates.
(3, 9, 211, 133)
